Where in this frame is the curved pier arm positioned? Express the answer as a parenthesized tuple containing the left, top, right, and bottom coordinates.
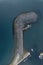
(10, 11, 38, 65)
(15, 12, 38, 29)
(14, 12, 38, 56)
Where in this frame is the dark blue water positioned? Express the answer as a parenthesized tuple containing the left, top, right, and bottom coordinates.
(0, 0, 43, 65)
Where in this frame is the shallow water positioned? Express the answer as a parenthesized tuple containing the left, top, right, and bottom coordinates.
(0, 0, 43, 65)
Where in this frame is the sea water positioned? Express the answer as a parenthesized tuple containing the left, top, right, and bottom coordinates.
(0, 0, 43, 65)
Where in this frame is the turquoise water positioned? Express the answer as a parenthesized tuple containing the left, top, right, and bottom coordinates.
(0, 0, 43, 65)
